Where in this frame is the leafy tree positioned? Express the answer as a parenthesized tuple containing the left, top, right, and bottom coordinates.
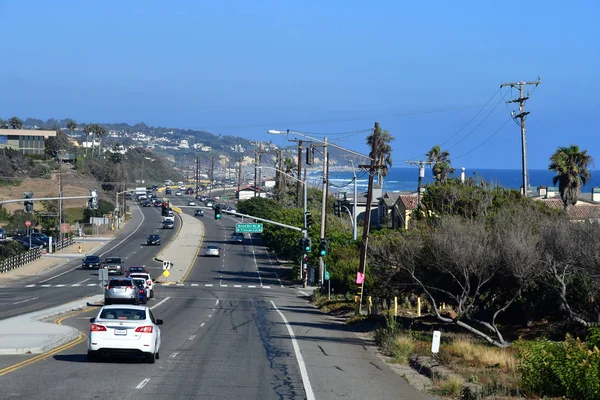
(549, 145, 593, 211)
(9, 116, 23, 129)
(367, 126, 394, 185)
(0, 118, 8, 128)
(109, 143, 124, 163)
(426, 144, 455, 184)
(45, 130, 75, 156)
(67, 119, 77, 136)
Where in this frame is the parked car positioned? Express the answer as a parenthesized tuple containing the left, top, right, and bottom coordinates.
(82, 255, 101, 269)
(103, 256, 124, 275)
(0, 228, 6, 240)
(231, 233, 244, 243)
(204, 244, 221, 257)
(194, 209, 204, 217)
(132, 278, 148, 304)
(30, 232, 50, 245)
(104, 277, 139, 305)
(87, 305, 162, 363)
(129, 273, 155, 298)
(146, 234, 161, 246)
(15, 237, 43, 249)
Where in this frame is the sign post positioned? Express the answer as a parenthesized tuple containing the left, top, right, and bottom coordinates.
(98, 268, 108, 295)
(431, 330, 441, 354)
(324, 269, 331, 300)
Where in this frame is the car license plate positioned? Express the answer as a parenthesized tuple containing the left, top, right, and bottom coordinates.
(114, 329, 127, 336)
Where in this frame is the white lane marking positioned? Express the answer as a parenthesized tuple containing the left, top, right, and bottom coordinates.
(40, 205, 145, 284)
(100, 204, 145, 257)
(13, 297, 39, 305)
(264, 251, 284, 287)
(205, 284, 213, 287)
(150, 297, 170, 310)
(191, 284, 198, 287)
(208, 314, 212, 318)
(75, 278, 90, 285)
(215, 299, 219, 306)
(220, 284, 228, 287)
(87, 283, 97, 287)
(135, 378, 150, 389)
(248, 285, 256, 288)
(271, 300, 315, 400)
(200, 322, 205, 327)
(263, 286, 271, 289)
(169, 352, 178, 359)
(71, 284, 80, 287)
(25, 284, 35, 288)
(251, 246, 263, 287)
(234, 285, 242, 288)
(41, 284, 51, 287)
(176, 283, 184, 286)
(56, 284, 66, 287)
(189, 335, 196, 340)
(298, 290, 309, 296)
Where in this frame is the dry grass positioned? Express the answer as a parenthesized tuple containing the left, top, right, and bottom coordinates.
(435, 375, 463, 396)
(442, 335, 517, 372)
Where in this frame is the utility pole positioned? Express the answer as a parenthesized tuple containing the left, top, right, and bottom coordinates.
(319, 137, 328, 287)
(278, 150, 284, 199)
(500, 77, 541, 196)
(405, 160, 433, 208)
(258, 143, 263, 196)
(57, 151, 63, 242)
(195, 157, 199, 198)
(357, 122, 382, 314)
(297, 140, 303, 208)
(237, 158, 242, 194)
(254, 145, 259, 197)
(209, 156, 214, 199)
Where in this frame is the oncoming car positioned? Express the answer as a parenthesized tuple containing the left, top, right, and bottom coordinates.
(87, 305, 162, 363)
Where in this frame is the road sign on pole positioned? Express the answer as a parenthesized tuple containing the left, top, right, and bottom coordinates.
(162, 261, 172, 270)
(324, 271, 330, 281)
(236, 223, 263, 233)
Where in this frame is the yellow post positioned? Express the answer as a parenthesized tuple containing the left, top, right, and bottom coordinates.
(417, 296, 422, 317)
(394, 296, 398, 317)
(354, 296, 360, 315)
(78, 245, 82, 253)
(367, 296, 373, 314)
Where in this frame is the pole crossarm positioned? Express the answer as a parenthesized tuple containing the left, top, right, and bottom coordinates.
(258, 166, 305, 185)
(220, 210, 304, 232)
(0, 195, 93, 205)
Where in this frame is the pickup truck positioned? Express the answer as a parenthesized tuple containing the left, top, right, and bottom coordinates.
(103, 256, 124, 275)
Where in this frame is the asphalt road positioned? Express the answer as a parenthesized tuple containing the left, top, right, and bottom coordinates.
(0, 193, 434, 400)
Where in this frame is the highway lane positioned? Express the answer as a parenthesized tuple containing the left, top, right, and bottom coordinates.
(0, 193, 434, 399)
(0, 203, 178, 320)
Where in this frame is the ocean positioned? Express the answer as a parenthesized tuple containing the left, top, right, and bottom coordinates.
(307, 167, 600, 194)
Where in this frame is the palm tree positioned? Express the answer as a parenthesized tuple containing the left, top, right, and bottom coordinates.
(426, 144, 455, 184)
(549, 145, 593, 211)
(95, 125, 106, 156)
(366, 127, 394, 186)
(83, 125, 90, 156)
(282, 157, 297, 187)
(67, 120, 77, 137)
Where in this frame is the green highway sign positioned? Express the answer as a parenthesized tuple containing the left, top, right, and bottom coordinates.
(221, 196, 229, 200)
(324, 271, 330, 281)
(236, 223, 263, 233)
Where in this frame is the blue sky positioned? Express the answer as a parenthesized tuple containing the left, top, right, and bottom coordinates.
(1, 1, 598, 169)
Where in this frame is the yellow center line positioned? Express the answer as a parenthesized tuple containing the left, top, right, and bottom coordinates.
(0, 306, 95, 377)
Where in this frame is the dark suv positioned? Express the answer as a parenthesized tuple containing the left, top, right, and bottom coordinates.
(82, 255, 101, 269)
(103, 256, 124, 275)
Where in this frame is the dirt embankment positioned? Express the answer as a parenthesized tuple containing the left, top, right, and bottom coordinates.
(0, 167, 102, 213)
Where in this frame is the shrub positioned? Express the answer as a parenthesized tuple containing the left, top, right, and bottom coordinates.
(437, 376, 463, 396)
(517, 332, 600, 399)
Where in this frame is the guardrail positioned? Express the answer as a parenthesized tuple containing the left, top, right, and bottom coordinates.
(0, 248, 42, 274)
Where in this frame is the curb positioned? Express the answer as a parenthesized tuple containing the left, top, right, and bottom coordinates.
(0, 327, 81, 355)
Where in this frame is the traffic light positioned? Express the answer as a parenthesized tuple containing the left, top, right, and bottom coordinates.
(161, 201, 170, 216)
(306, 144, 314, 165)
(300, 237, 312, 253)
(305, 212, 313, 228)
(24, 192, 34, 213)
(319, 238, 329, 257)
(334, 202, 341, 217)
(214, 205, 221, 220)
(88, 190, 98, 210)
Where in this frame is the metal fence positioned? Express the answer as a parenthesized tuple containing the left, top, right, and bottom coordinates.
(0, 248, 42, 274)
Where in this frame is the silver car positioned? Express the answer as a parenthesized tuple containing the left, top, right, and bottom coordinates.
(103, 256, 124, 275)
(205, 244, 221, 257)
(105, 277, 139, 305)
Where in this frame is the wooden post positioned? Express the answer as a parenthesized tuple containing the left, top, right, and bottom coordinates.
(394, 296, 398, 316)
(417, 297, 422, 317)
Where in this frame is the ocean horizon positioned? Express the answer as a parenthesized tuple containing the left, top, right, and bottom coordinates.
(306, 167, 600, 194)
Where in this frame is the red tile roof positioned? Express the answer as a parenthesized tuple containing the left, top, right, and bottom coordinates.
(537, 198, 600, 219)
(398, 194, 418, 210)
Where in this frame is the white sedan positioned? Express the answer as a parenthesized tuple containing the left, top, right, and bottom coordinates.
(175, 192, 182, 196)
(188, 201, 196, 206)
(87, 305, 162, 363)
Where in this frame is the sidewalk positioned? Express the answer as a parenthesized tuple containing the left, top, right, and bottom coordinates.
(0, 295, 103, 355)
(154, 212, 204, 284)
(0, 240, 108, 284)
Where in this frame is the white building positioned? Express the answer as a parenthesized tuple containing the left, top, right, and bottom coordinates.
(180, 139, 189, 149)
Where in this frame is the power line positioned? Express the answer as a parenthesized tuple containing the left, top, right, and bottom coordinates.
(452, 117, 513, 160)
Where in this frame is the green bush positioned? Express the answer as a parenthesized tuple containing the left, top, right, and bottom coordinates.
(517, 331, 600, 399)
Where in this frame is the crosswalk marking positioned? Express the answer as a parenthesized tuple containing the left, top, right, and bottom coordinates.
(23, 282, 283, 290)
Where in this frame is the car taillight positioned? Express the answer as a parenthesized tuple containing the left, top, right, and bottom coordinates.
(135, 326, 153, 333)
(139, 289, 144, 293)
(126, 286, 135, 289)
(90, 324, 107, 332)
